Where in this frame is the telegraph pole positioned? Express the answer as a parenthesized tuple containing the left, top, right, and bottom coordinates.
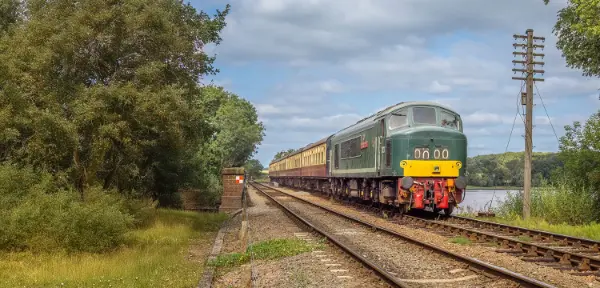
(512, 29, 545, 220)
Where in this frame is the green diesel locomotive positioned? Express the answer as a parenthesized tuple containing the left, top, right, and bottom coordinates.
(269, 101, 468, 215)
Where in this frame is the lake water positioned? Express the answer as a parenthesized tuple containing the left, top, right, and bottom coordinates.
(454, 189, 520, 215)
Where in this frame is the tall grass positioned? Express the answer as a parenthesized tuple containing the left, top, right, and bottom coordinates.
(0, 209, 228, 288)
(496, 180, 599, 225)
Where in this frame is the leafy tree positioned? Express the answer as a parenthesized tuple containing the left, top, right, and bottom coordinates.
(244, 159, 264, 180)
(272, 149, 296, 162)
(0, 0, 21, 33)
(0, 0, 234, 204)
(195, 85, 265, 172)
(183, 85, 265, 204)
(543, 0, 600, 77)
(557, 111, 600, 188)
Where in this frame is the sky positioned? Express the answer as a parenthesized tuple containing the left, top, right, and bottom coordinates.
(190, 0, 600, 167)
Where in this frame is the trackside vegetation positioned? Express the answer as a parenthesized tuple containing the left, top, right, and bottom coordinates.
(0, 209, 228, 288)
(474, 112, 600, 238)
(458, 0, 600, 237)
(461, 111, 600, 238)
(0, 0, 263, 285)
(208, 238, 322, 269)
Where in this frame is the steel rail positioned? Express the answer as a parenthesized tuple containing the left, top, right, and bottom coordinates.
(404, 215, 600, 272)
(252, 182, 556, 288)
(249, 182, 410, 288)
(449, 215, 600, 250)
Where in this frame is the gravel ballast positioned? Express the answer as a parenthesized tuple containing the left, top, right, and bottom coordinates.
(272, 184, 597, 288)
(270, 189, 519, 287)
(212, 186, 388, 288)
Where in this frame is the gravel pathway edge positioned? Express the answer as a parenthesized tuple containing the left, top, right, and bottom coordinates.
(198, 209, 243, 288)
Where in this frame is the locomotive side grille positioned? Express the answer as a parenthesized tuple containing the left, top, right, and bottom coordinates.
(385, 139, 392, 167)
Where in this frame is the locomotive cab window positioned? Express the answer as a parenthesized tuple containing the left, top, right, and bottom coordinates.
(413, 107, 437, 125)
(440, 110, 461, 131)
(389, 110, 408, 130)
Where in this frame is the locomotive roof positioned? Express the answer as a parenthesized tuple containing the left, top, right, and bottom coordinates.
(332, 101, 459, 139)
(269, 101, 459, 165)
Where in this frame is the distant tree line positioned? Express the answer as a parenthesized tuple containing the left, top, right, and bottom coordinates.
(466, 152, 562, 187)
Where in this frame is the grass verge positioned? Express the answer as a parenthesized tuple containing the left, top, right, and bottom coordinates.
(209, 238, 321, 268)
(0, 209, 228, 288)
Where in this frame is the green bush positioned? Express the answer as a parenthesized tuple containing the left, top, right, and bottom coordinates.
(0, 164, 155, 253)
(496, 179, 599, 225)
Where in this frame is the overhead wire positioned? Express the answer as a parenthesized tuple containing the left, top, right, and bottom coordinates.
(482, 81, 526, 213)
(534, 82, 560, 144)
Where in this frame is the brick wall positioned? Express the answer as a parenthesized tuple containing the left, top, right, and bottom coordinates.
(219, 167, 245, 213)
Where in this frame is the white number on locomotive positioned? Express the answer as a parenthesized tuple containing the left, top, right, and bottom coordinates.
(415, 147, 450, 159)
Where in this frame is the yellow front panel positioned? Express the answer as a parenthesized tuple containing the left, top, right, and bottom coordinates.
(400, 160, 462, 177)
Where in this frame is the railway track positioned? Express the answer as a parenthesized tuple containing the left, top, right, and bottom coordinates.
(400, 214, 600, 278)
(249, 182, 405, 288)
(251, 181, 556, 288)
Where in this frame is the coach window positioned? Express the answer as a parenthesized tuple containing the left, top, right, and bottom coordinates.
(389, 109, 408, 130)
(440, 110, 461, 131)
(413, 106, 437, 125)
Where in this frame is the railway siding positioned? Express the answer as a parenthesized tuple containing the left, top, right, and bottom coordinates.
(265, 183, 597, 288)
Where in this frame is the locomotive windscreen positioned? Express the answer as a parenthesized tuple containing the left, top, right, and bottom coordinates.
(413, 107, 436, 124)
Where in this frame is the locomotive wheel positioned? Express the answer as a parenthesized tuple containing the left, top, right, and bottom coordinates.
(399, 204, 409, 215)
(443, 206, 454, 216)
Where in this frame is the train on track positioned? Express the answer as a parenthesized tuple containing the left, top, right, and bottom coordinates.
(268, 101, 468, 215)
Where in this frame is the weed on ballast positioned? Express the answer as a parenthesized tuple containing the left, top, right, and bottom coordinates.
(450, 236, 471, 245)
(209, 252, 250, 268)
(209, 238, 319, 268)
(291, 269, 310, 288)
(251, 239, 315, 260)
(517, 235, 532, 242)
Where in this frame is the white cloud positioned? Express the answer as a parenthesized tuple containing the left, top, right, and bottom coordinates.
(255, 104, 306, 116)
(318, 79, 345, 93)
(199, 0, 600, 163)
(285, 114, 363, 130)
(463, 112, 514, 125)
(464, 128, 492, 136)
(427, 80, 452, 94)
(535, 116, 553, 125)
